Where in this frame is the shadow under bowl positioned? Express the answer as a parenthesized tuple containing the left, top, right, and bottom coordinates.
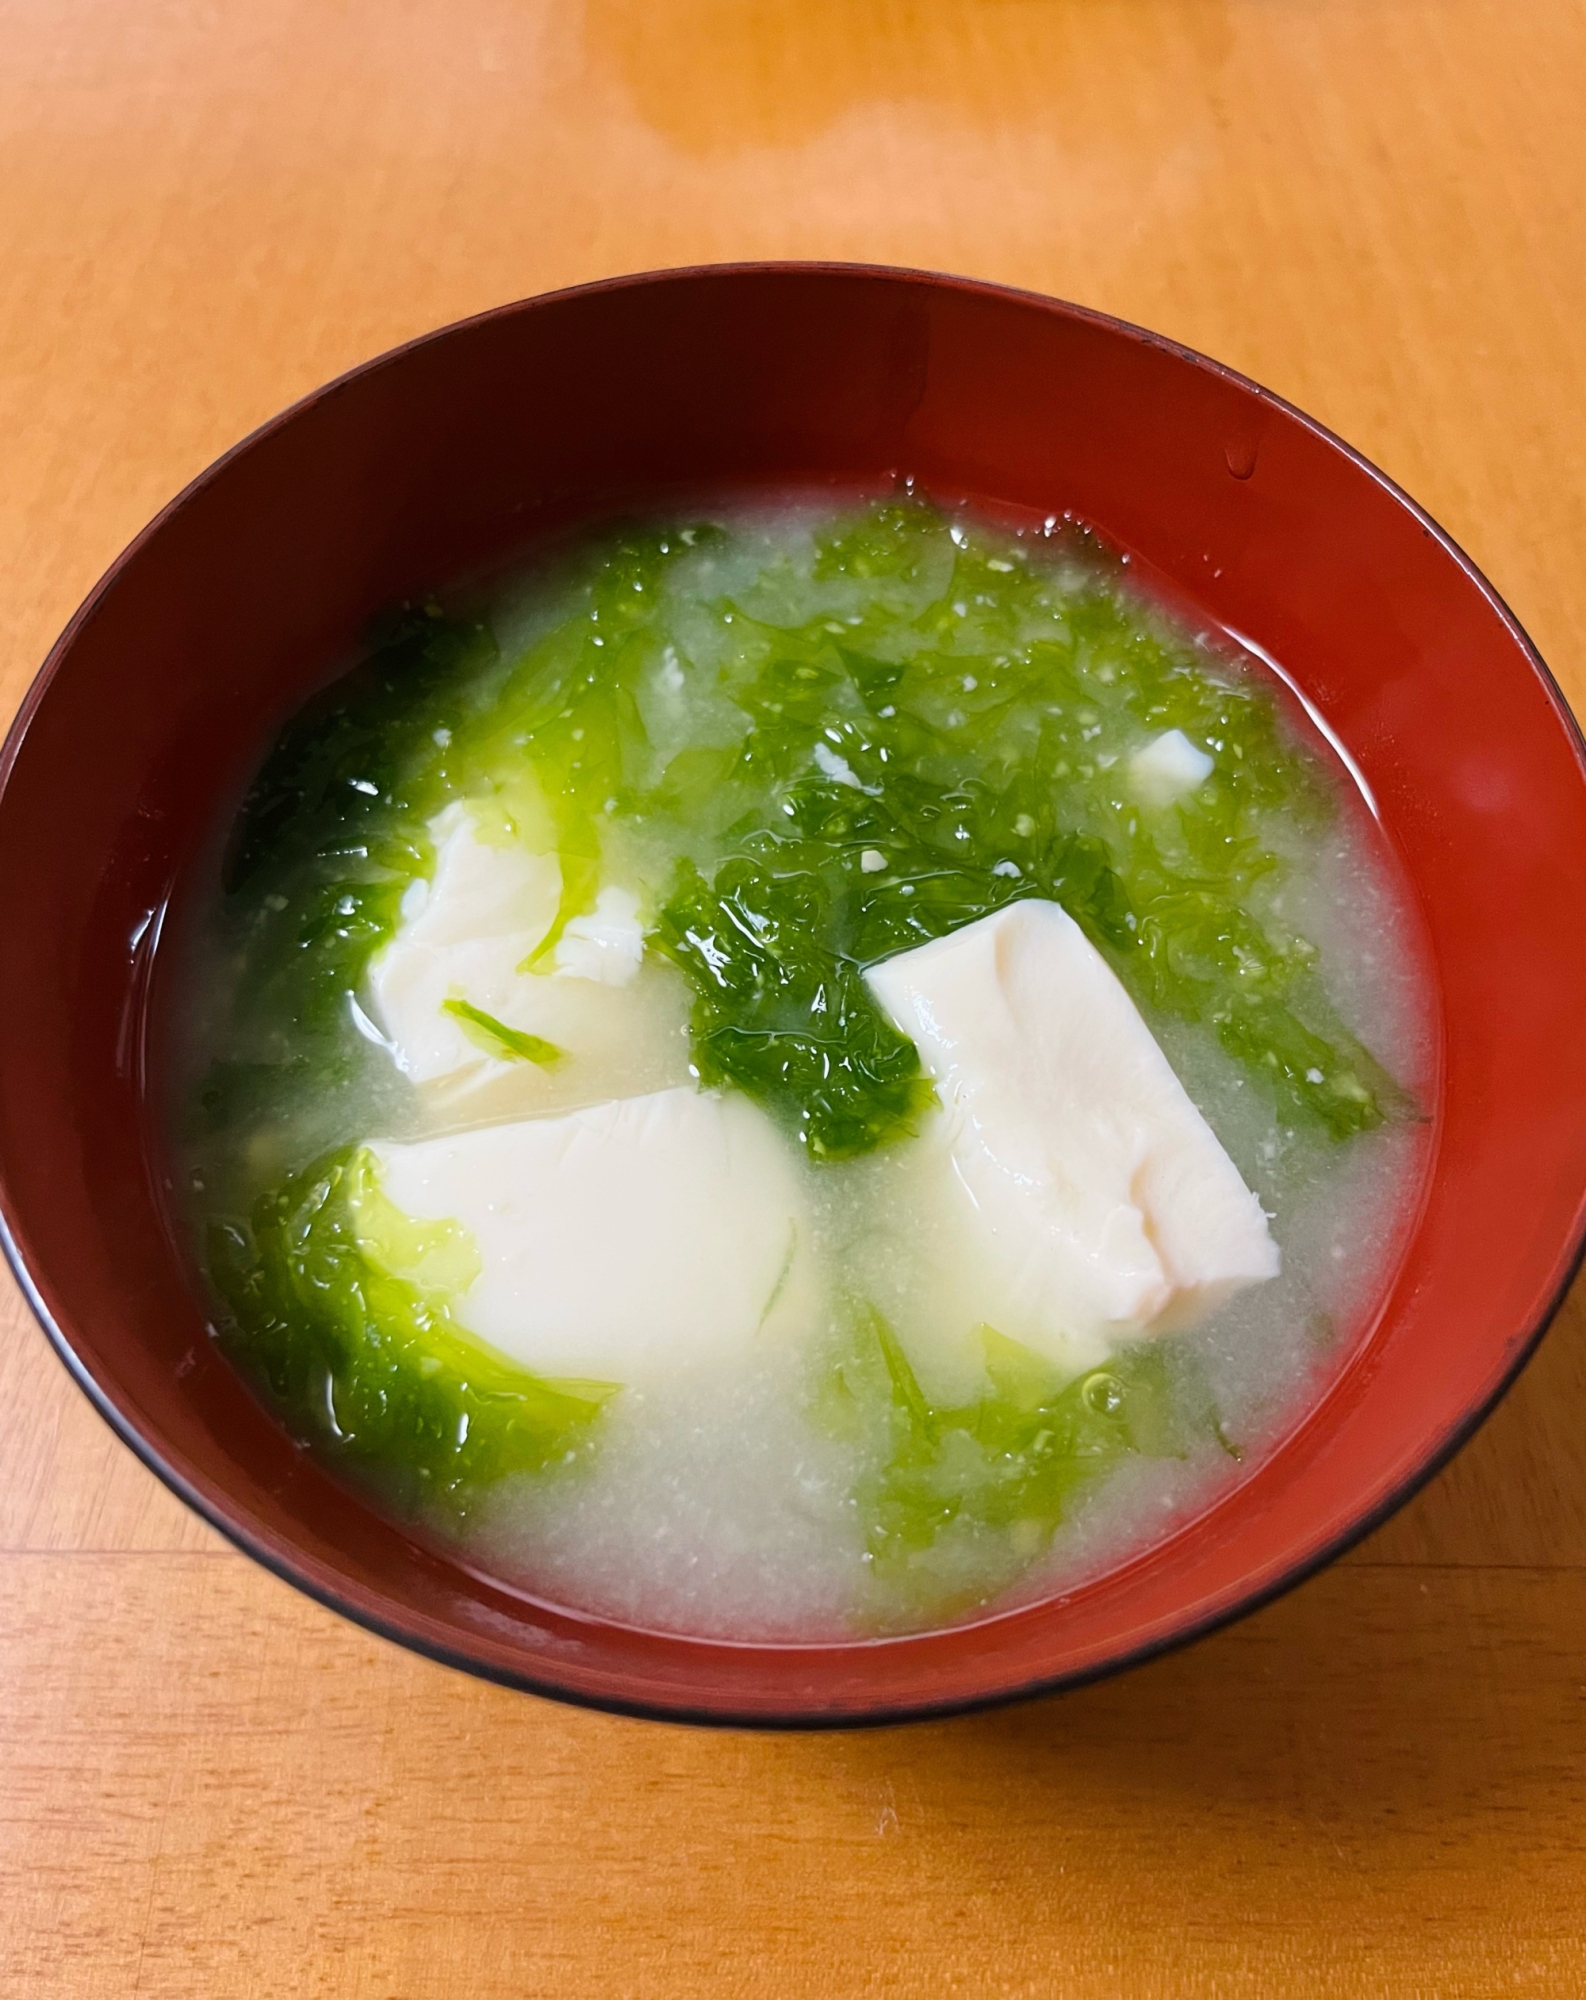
(3, 264, 1585, 1726)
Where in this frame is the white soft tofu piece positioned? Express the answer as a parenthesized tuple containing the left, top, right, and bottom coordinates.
(366, 802, 562, 1083)
(369, 1087, 817, 1382)
(864, 900, 1278, 1375)
(366, 804, 668, 1094)
(1129, 728, 1214, 808)
(553, 886, 645, 986)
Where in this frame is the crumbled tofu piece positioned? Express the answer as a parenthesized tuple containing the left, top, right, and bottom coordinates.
(813, 742, 866, 790)
(1129, 728, 1214, 808)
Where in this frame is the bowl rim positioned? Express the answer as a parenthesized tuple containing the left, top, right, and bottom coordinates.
(6, 258, 1585, 1730)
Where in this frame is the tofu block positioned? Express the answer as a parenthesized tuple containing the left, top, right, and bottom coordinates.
(367, 804, 682, 1101)
(864, 900, 1278, 1373)
(368, 1087, 818, 1382)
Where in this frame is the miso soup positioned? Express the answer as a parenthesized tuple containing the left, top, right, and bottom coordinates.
(171, 494, 1431, 1638)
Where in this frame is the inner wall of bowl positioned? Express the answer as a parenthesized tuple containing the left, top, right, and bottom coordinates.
(3, 268, 1584, 1721)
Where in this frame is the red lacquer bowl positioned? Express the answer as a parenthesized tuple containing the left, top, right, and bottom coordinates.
(4, 266, 1584, 1726)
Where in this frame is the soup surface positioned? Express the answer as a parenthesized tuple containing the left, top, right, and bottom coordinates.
(172, 493, 1430, 1638)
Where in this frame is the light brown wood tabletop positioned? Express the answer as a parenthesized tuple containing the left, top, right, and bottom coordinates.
(4, 2, 1586, 1994)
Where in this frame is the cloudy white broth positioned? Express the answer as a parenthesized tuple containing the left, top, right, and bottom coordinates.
(173, 493, 1430, 1639)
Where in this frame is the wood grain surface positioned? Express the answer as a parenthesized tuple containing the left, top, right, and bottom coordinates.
(4, 3, 1585, 1993)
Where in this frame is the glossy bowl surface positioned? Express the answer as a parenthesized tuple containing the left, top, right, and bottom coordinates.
(4, 265, 1585, 1727)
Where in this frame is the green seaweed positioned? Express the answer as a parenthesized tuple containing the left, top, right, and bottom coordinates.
(209, 1145, 614, 1513)
(652, 858, 937, 1159)
(822, 1307, 1217, 1622)
(441, 999, 564, 1068)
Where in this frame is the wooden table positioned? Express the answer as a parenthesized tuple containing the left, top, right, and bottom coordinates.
(5, 3, 1586, 1992)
